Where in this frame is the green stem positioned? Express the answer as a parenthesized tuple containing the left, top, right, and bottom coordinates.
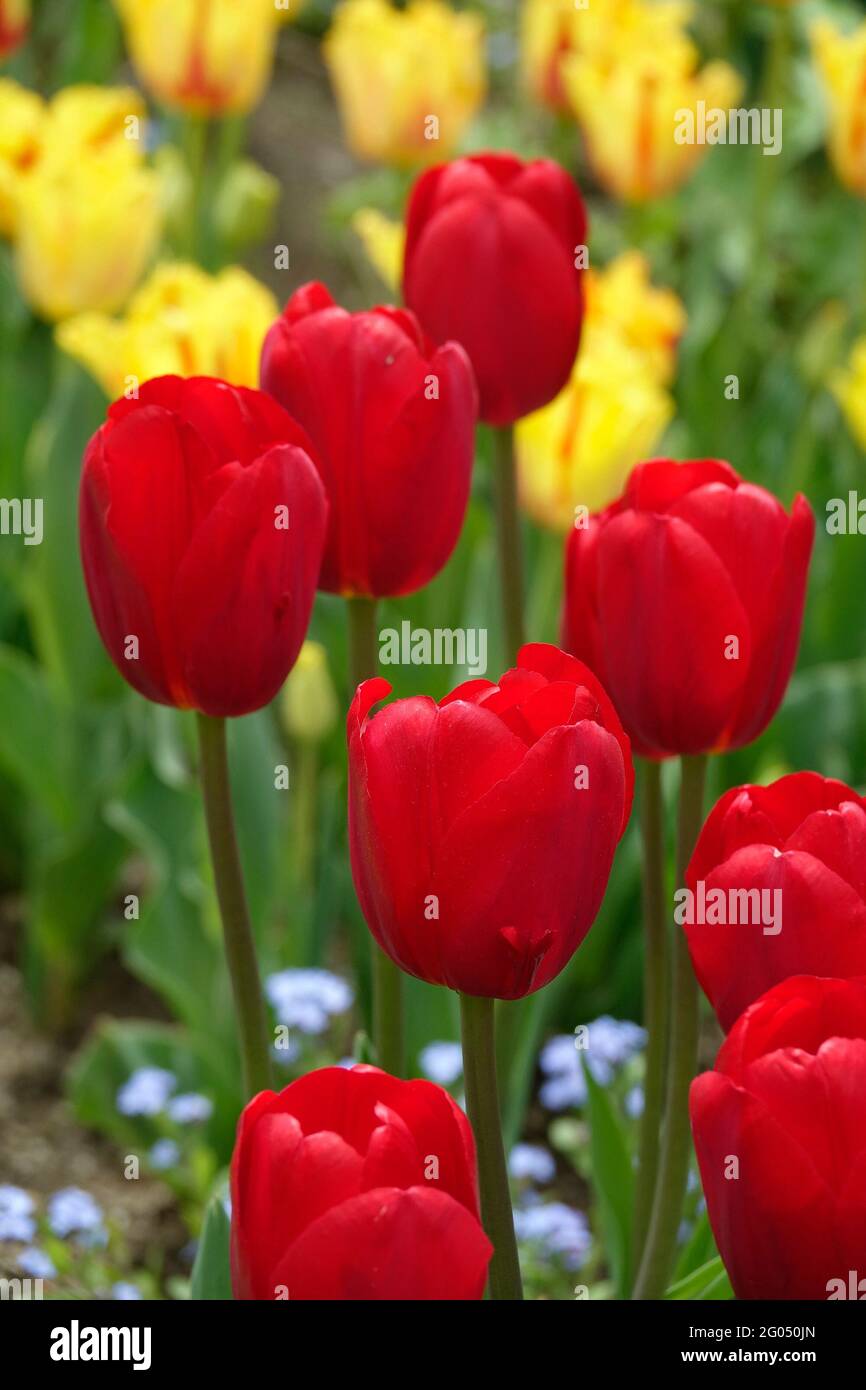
(491, 424, 525, 662)
(459, 993, 523, 1300)
(631, 757, 668, 1275)
(632, 753, 707, 1301)
(347, 596, 405, 1077)
(196, 714, 272, 1099)
(182, 113, 209, 261)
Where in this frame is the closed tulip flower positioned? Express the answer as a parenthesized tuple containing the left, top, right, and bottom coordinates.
(80, 375, 327, 717)
(811, 18, 866, 196)
(562, 33, 741, 202)
(12, 86, 161, 321)
(563, 459, 815, 759)
(260, 281, 476, 598)
(231, 1064, 492, 1300)
(113, 0, 279, 116)
(403, 152, 587, 425)
(0, 0, 28, 60)
(348, 643, 633, 999)
(691, 975, 866, 1300)
(684, 772, 866, 1031)
(57, 262, 279, 398)
(324, 0, 486, 168)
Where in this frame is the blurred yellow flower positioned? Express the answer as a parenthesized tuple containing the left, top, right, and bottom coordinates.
(0, 79, 42, 237)
(324, 0, 486, 167)
(7, 85, 163, 321)
(563, 40, 742, 202)
(811, 18, 866, 197)
(515, 252, 684, 530)
(0, 0, 28, 59)
(113, 0, 279, 116)
(351, 207, 405, 291)
(586, 249, 686, 384)
(56, 261, 279, 397)
(281, 640, 339, 744)
(520, 0, 693, 112)
(831, 337, 866, 452)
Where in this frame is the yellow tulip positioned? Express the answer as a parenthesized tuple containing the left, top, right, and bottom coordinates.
(9, 86, 162, 321)
(56, 261, 279, 397)
(520, 0, 693, 112)
(113, 0, 279, 115)
(831, 337, 866, 452)
(562, 43, 742, 202)
(811, 18, 866, 197)
(324, 0, 486, 167)
(351, 207, 405, 292)
(0, 0, 28, 59)
(585, 249, 686, 384)
(515, 252, 684, 530)
(0, 79, 42, 237)
(280, 641, 339, 745)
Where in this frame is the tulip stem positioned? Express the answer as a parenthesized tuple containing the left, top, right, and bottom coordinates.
(632, 753, 707, 1300)
(631, 757, 668, 1276)
(196, 713, 272, 1100)
(459, 993, 524, 1301)
(347, 596, 405, 1078)
(492, 424, 525, 661)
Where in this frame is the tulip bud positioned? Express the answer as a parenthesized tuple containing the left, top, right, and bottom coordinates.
(563, 458, 815, 758)
(231, 1064, 492, 1300)
(280, 641, 338, 744)
(79, 376, 328, 718)
(260, 281, 477, 598)
(324, 0, 486, 168)
(403, 152, 587, 425)
(812, 18, 866, 195)
(113, 0, 280, 116)
(213, 159, 279, 254)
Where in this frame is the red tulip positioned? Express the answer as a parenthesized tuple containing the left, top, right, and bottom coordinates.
(683, 772, 866, 1031)
(563, 458, 814, 758)
(230, 1064, 491, 1300)
(691, 975, 866, 1300)
(348, 643, 633, 999)
(403, 152, 587, 425)
(80, 375, 327, 718)
(260, 281, 476, 598)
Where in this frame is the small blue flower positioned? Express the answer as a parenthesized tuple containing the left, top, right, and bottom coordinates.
(18, 1247, 56, 1279)
(538, 1018, 647, 1112)
(625, 1085, 645, 1119)
(418, 1041, 463, 1086)
(509, 1144, 556, 1185)
(167, 1093, 213, 1125)
(514, 1202, 591, 1271)
(116, 1067, 177, 1117)
(112, 1282, 143, 1301)
(47, 1187, 104, 1239)
(587, 1016, 647, 1067)
(265, 969, 354, 1035)
(149, 1139, 181, 1171)
(539, 1070, 588, 1112)
(0, 1185, 36, 1243)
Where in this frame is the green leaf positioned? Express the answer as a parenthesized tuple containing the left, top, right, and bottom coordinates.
(580, 1055, 635, 1298)
(666, 1256, 734, 1301)
(191, 1192, 233, 1301)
